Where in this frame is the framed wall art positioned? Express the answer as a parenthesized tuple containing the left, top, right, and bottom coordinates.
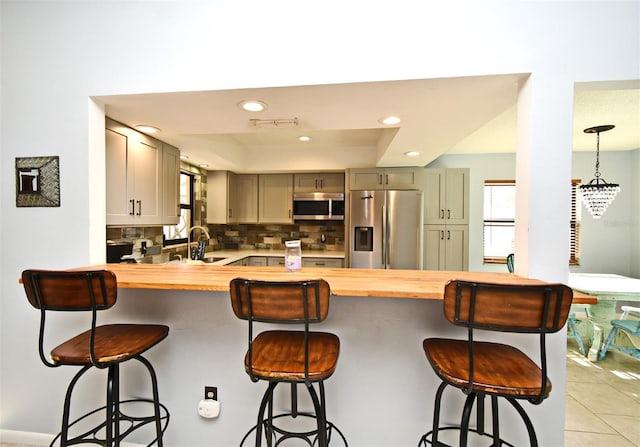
(15, 156, 60, 207)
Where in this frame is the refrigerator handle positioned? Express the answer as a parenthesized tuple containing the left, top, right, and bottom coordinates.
(381, 204, 387, 266)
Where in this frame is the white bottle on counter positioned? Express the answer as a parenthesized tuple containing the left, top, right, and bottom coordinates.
(284, 240, 302, 272)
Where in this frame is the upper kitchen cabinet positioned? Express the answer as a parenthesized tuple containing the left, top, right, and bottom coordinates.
(206, 171, 258, 224)
(259, 174, 293, 223)
(423, 168, 469, 225)
(106, 119, 163, 225)
(161, 143, 180, 225)
(294, 172, 344, 193)
(348, 167, 423, 190)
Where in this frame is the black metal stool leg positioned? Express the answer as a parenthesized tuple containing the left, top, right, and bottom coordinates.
(459, 392, 477, 447)
(58, 365, 93, 447)
(491, 395, 500, 446)
(255, 382, 277, 447)
(107, 363, 121, 447)
(306, 381, 327, 447)
(506, 397, 538, 447)
(136, 355, 166, 447)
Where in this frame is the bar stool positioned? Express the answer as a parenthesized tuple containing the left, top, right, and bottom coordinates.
(21, 269, 170, 447)
(229, 278, 347, 447)
(419, 280, 573, 447)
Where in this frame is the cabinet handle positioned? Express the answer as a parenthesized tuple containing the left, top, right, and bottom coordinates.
(315, 179, 319, 190)
(447, 209, 451, 220)
(385, 174, 389, 185)
(129, 199, 135, 216)
(136, 200, 142, 216)
(315, 262, 325, 266)
(447, 230, 451, 240)
(228, 209, 232, 218)
(378, 174, 383, 185)
(320, 179, 324, 189)
(440, 209, 445, 219)
(288, 209, 292, 219)
(440, 230, 445, 240)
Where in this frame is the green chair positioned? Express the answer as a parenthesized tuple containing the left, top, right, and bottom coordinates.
(506, 253, 515, 273)
(598, 306, 640, 361)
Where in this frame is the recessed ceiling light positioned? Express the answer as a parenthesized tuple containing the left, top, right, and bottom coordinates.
(298, 135, 311, 142)
(238, 100, 267, 112)
(404, 151, 421, 157)
(199, 163, 209, 168)
(134, 125, 161, 134)
(379, 116, 401, 126)
(180, 154, 189, 160)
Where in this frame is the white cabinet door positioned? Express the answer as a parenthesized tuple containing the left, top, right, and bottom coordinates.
(383, 167, 422, 189)
(444, 169, 469, 224)
(423, 168, 469, 225)
(259, 174, 293, 223)
(106, 127, 132, 223)
(230, 174, 258, 223)
(423, 224, 468, 271)
(267, 257, 286, 267)
(206, 171, 231, 224)
(443, 225, 468, 270)
(349, 167, 421, 190)
(162, 143, 180, 225)
(105, 120, 162, 225)
(130, 136, 162, 224)
(294, 173, 344, 193)
(349, 168, 384, 190)
(301, 258, 343, 268)
(248, 256, 267, 266)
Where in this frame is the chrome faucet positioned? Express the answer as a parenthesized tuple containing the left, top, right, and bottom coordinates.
(187, 225, 211, 261)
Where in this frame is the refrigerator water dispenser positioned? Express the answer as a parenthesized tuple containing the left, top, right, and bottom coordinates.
(354, 227, 373, 251)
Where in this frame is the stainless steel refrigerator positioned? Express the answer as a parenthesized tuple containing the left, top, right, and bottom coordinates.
(349, 190, 423, 269)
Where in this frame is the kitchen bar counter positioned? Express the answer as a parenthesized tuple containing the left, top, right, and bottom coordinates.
(45, 263, 594, 445)
(87, 263, 596, 303)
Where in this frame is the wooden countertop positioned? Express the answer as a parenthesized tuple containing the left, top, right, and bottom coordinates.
(82, 264, 596, 303)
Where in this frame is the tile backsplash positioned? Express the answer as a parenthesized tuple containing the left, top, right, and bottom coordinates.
(208, 222, 344, 251)
(106, 221, 344, 263)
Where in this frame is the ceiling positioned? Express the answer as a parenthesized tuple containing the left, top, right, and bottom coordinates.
(96, 75, 640, 172)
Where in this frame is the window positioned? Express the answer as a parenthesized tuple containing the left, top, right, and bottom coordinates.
(483, 180, 580, 265)
(483, 180, 516, 262)
(163, 172, 194, 245)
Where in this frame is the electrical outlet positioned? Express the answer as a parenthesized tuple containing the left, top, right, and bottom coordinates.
(204, 386, 218, 401)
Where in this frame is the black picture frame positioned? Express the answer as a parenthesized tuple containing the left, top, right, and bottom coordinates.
(16, 156, 60, 207)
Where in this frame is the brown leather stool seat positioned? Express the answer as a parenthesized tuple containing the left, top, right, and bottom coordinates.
(230, 278, 347, 447)
(419, 280, 573, 447)
(22, 269, 169, 447)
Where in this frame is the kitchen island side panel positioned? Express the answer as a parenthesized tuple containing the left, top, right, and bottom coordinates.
(99, 287, 568, 447)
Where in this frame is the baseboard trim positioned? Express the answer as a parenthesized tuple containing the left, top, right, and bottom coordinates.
(0, 429, 144, 446)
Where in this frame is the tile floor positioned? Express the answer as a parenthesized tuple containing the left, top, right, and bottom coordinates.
(565, 338, 640, 446)
(2, 340, 639, 447)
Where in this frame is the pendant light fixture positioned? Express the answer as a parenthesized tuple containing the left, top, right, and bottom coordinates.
(578, 124, 620, 218)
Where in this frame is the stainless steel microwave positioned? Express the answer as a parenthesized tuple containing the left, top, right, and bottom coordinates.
(292, 192, 345, 221)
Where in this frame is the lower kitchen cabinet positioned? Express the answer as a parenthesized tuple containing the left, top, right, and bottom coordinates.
(267, 256, 286, 267)
(247, 256, 267, 266)
(423, 225, 468, 271)
(302, 258, 343, 268)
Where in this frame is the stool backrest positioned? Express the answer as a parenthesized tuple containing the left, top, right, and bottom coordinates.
(229, 278, 330, 323)
(443, 280, 573, 403)
(443, 280, 573, 334)
(22, 269, 117, 311)
(22, 269, 118, 368)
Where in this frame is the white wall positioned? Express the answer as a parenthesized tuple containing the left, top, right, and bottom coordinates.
(2, 1, 639, 446)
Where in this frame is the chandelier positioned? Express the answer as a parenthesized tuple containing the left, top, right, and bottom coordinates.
(578, 125, 620, 219)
